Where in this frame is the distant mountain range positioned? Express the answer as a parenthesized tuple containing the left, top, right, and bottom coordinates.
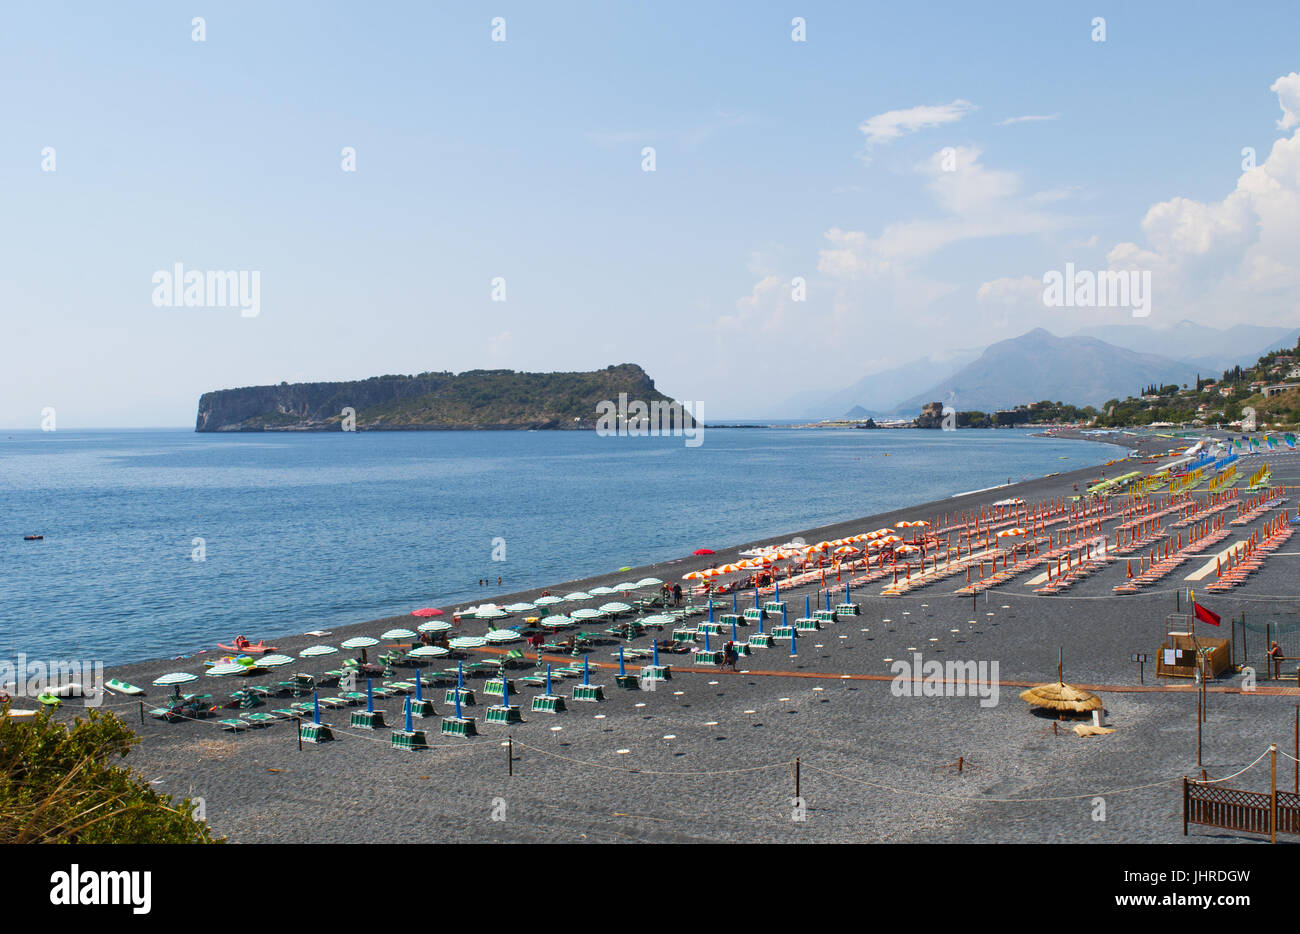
(787, 321, 1298, 419)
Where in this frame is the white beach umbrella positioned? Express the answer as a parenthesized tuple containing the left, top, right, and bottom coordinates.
(588, 586, 618, 596)
(205, 663, 247, 677)
(417, 620, 452, 633)
(503, 602, 537, 613)
(342, 636, 379, 649)
(257, 654, 294, 668)
(299, 645, 338, 658)
(152, 672, 198, 687)
(570, 608, 604, 620)
(449, 636, 487, 649)
(485, 629, 523, 644)
(476, 607, 510, 620)
(600, 602, 632, 614)
(561, 591, 592, 602)
(612, 581, 639, 591)
(636, 577, 664, 587)
(408, 645, 449, 659)
(639, 614, 675, 627)
(534, 595, 564, 606)
(381, 628, 417, 640)
(540, 615, 573, 629)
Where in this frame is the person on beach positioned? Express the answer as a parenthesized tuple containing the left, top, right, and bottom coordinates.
(723, 641, 738, 671)
(672, 583, 682, 605)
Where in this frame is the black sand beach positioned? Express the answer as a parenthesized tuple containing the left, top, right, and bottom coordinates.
(62, 429, 1300, 843)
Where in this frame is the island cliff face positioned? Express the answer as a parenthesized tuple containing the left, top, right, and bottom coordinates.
(195, 364, 684, 431)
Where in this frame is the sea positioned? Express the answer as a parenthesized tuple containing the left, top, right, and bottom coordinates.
(1, 427, 1124, 666)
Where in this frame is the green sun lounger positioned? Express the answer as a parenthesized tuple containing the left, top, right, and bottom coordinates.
(218, 718, 247, 732)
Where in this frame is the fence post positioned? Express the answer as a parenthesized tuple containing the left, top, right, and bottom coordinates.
(508, 735, 513, 777)
(1271, 744, 1278, 844)
(795, 756, 800, 800)
(1182, 778, 1188, 836)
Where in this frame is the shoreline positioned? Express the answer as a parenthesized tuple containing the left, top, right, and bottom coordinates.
(74, 425, 1300, 845)
(100, 428, 1138, 684)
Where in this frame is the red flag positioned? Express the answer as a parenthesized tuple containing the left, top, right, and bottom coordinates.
(1192, 594, 1221, 626)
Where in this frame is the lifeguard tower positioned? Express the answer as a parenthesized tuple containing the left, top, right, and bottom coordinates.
(1155, 613, 1230, 679)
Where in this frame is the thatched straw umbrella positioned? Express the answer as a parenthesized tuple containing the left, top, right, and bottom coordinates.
(1020, 652, 1102, 718)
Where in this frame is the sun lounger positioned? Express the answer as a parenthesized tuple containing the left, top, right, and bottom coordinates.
(241, 712, 277, 727)
(218, 718, 247, 732)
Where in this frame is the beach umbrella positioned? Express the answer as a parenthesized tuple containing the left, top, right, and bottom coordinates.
(612, 581, 639, 591)
(1020, 655, 1102, 715)
(1019, 680, 1102, 715)
(716, 563, 744, 574)
(540, 614, 573, 629)
(411, 608, 445, 617)
(589, 586, 618, 596)
(408, 645, 449, 659)
(534, 595, 564, 606)
(599, 602, 632, 614)
(641, 614, 674, 628)
(205, 663, 246, 677)
(417, 620, 452, 634)
(449, 636, 487, 650)
(570, 607, 603, 621)
(561, 591, 592, 601)
(300, 644, 338, 658)
(682, 571, 708, 581)
(475, 607, 510, 620)
(312, 690, 321, 725)
(636, 577, 664, 587)
(153, 671, 197, 697)
(381, 628, 417, 640)
(485, 629, 523, 644)
(257, 654, 294, 668)
(503, 602, 537, 613)
(619, 646, 626, 677)
(342, 636, 379, 649)
(692, 549, 715, 555)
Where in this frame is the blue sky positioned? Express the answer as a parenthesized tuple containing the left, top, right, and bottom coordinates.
(4, 1, 1300, 426)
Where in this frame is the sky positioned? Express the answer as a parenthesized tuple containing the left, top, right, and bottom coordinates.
(3, 1, 1300, 426)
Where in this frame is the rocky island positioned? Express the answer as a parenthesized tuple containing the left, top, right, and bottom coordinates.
(195, 364, 685, 431)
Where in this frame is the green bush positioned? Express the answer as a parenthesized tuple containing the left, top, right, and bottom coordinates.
(0, 705, 218, 843)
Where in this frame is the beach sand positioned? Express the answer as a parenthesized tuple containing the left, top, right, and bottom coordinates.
(65, 429, 1300, 843)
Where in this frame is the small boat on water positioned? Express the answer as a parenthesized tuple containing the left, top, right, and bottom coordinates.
(23, 535, 43, 541)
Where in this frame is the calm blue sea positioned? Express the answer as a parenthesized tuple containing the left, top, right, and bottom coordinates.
(1, 428, 1123, 666)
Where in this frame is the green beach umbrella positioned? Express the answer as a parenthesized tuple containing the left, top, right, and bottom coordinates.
(299, 645, 338, 658)
(449, 636, 487, 650)
(416, 620, 452, 633)
(257, 654, 294, 668)
(408, 645, 449, 659)
(381, 628, 417, 640)
(341, 636, 379, 649)
(503, 602, 537, 613)
(534, 595, 564, 606)
(540, 614, 573, 629)
(485, 629, 523, 644)
(570, 607, 604, 620)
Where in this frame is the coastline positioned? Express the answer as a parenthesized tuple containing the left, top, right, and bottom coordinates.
(101, 428, 1137, 683)
(75, 425, 1300, 844)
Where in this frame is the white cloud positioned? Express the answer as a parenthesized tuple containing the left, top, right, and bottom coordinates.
(996, 114, 1059, 126)
(1099, 74, 1300, 322)
(858, 99, 976, 151)
(1271, 73, 1300, 130)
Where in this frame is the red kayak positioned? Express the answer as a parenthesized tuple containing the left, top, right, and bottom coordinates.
(217, 640, 278, 654)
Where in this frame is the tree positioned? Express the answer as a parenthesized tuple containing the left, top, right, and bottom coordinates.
(0, 705, 218, 843)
